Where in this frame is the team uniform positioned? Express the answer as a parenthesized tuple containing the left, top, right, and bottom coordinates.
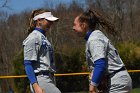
(85, 30, 132, 93)
(23, 28, 61, 93)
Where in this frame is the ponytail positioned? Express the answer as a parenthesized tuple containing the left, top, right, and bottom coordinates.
(90, 9, 116, 35)
(79, 9, 121, 40)
(27, 10, 37, 34)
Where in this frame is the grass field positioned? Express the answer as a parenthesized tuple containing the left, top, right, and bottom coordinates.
(68, 88, 140, 93)
(132, 88, 140, 93)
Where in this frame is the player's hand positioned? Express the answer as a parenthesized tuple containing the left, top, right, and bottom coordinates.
(89, 84, 98, 93)
(35, 88, 44, 93)
(33, 83, 45, 93)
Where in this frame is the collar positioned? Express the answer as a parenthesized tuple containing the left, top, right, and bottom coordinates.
(34, 28, 46, 36)
(84, 30, 93, 41)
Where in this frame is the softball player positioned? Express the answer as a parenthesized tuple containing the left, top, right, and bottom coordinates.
(23, 9, 61, 93)
(73, 10, 132, 93)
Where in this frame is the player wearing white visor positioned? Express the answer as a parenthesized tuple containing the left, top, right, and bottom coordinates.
(33, 12, 59, 21)
(23, 9, 61, 93)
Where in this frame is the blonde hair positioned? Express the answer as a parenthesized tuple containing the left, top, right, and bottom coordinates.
(27, 9, 50, 34)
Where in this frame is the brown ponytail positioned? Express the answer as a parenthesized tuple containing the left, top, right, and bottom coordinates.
(90, 9, 116, 35)
(27, 10, 37, 34)
(79, 9, 121, 40)
(27, 9, 50, 34)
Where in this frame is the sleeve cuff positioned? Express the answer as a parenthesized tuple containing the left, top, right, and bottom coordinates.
(31, 81, 38, 85)
(90, 80, 99, 87)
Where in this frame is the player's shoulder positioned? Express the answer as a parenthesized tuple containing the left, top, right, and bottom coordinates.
(88, 30, 109, 44)
(89, 30, 105, 40)
(92, 30, 105, 37)
(30, 30, 42, 37)
(23, 30, 41, 45)
(28, 30, 42, 39)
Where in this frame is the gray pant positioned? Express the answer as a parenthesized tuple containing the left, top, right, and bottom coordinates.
(30, 74, 61, 93)
(109, 70, 132, 93)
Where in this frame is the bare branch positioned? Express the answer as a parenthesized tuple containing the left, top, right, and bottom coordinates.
(0, 0, 12, 10)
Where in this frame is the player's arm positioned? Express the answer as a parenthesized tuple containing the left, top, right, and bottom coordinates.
(88, 39, 107, 92)
(24, 60, 37, 84)
(24, 60, 44, 93)
(23, 36, 44, 92)
(89, 58, 106, 93)
(90, 58, 106, 86)
(23, 36, 40, 83)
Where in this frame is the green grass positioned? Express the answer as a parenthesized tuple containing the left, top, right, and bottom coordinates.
(67, 88, 140, 93)
(132, 88, 140, 93)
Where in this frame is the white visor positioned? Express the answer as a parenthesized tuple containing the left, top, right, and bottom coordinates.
(33, 12, 59, 21)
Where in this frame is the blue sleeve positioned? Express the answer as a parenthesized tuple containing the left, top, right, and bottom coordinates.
(91, 58, 106, 86)
(24, 60, 37, 85)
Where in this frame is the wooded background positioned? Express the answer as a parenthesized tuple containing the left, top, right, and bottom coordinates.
(0, 0, 140, 92)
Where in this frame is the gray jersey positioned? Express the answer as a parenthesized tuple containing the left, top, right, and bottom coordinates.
(86, 30, 124, 74)
(23, 30, 56, 73)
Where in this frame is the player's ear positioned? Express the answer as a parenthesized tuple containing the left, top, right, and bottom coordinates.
(81, 22, 88, 30)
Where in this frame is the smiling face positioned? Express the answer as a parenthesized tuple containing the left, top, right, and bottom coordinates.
(73, 16, 88, 37)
